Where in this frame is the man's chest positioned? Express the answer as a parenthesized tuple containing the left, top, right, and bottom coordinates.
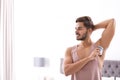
(76, 47, 92, 59)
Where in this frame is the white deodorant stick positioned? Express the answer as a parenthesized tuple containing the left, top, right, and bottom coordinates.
(97, 46, 104, 55)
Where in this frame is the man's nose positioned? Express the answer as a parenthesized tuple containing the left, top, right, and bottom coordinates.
(75, 30, 79, 35)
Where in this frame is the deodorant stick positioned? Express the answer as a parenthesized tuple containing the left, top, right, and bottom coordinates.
(97, 46, 104, 55)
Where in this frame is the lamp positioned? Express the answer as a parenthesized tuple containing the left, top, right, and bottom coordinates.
(34, 57, 49, 67)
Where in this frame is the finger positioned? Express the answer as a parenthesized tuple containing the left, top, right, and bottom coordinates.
(96, 48, 100, 51)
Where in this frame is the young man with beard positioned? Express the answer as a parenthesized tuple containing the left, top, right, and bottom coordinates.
(63, 16, 115, 80)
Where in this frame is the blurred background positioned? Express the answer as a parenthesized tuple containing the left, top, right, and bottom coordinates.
(13, 0, 120, 80)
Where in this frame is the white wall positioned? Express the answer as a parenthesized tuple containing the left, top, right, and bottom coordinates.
(14, 0, 120, 80)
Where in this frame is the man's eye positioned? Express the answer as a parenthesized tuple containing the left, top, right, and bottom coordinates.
(75, 27, 82, 30)
(78, 27, 82, 30)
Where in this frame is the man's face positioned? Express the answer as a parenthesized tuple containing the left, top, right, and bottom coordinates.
(75, 22, 88, 40)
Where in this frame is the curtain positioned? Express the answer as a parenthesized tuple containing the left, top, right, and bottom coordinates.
(0, 0, 13, 80)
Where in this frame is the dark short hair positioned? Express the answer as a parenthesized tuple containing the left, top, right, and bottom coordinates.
(76, 16, 95, 30)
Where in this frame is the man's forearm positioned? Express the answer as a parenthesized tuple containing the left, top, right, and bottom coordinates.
(64, 56, 91, 76)
(94, 18, 115, 48)
(94, 18, 114, 30)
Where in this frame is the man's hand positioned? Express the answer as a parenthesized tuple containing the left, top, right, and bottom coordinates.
(88, 48, 100, 60)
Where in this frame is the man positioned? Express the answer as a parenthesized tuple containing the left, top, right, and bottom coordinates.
(63, 16, 115, 80)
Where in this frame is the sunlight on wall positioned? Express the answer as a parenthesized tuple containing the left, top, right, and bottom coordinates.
(14, 0, 120, 80)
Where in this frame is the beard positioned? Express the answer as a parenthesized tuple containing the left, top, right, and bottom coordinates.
(76, 31, 87, 41)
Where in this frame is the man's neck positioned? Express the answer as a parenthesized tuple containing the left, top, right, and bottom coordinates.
(81, 39, 93, 48)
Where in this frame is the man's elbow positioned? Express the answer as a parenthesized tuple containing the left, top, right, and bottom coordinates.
(111, 18, 115, 24)
(110, 18, 114, 21)
(64, 71, 70, 76)
(63, 68, 71, 76)
(111, 18, 116, 32)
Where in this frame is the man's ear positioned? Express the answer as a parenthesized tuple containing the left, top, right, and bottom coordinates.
(88, 28, 93, 33)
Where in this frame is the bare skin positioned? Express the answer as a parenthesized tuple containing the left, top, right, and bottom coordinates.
(63, 18, 115, 76)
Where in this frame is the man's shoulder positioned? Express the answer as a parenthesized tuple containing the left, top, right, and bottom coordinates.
(67, 45, 77, 50)
(66, 46, 72, 52)
(65, 45, 77, 54)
